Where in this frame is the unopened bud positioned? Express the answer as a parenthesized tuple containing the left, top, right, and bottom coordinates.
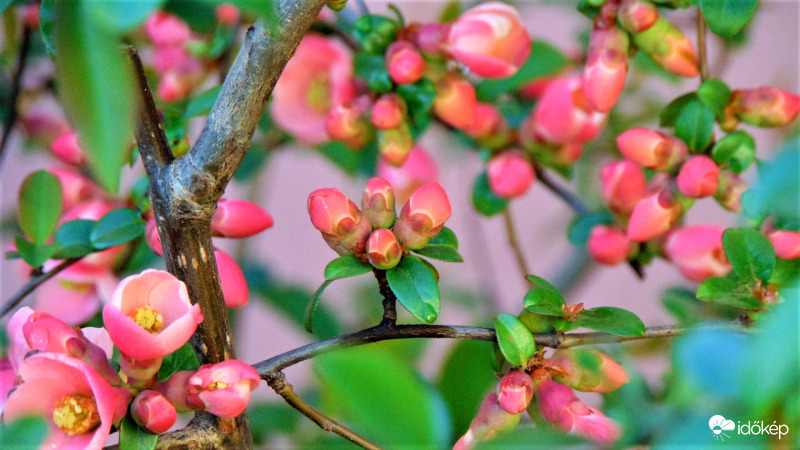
(215, 3, 240, 27)
(371, 95, 406, 130)
(616, 128, 687, 171)
(549, 350, 629, 393)
(627, 189, 682, 242)
(600, 160, 647, 214)
(714, 171, 747, 212)
(145, 217, 163, 256)
(131, 390, 177, 434)
(385, 41, 425, 85)
(496, 371, 535, 414)
(308, 188, 372, 255)
(584, 26, 629, 112)
(729, 87, 800, 128)
(677, 156, 720, 198)
(361, 177, 396, 229)
(212, 199, 274, 238)
(766, 229, 800, 260)
(487, 151, 535, 199)
(325, 100, 373, 150)
(466, 103, 512, 150)
(588, 225, 632, 265)
(215, 249, 249, 309)
(51, 131, 87, 166)
(617, 0, 658, 33)
(367, 229, 403, 269)
(433, 75, 477, 130)
(393, 182, 451, 250)
(632, 17, 699, 77)
(455, 393, 521, 449)
(378, 122, 414, 167)
(536, 378, 621, 444)
(664, 225, 731, 281)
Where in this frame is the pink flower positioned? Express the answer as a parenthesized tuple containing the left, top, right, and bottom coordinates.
(377, 146, 440, 205)
(730, 87, 800, 128)
(367, 229, 403, 270)
(386, 41, 425, 85)
(155, 370, 194, 412)
(51, 131, 87, 166)
(33, 262, 118, 325)
(325, 99, 372, 149)
(145, 11, 191, 47)
(211, 198, 274, 238)
(131, 390, 177, 434)
(528, 77, 606, 145)
(187, 360, 260, 418)
(664, 225, 731, 281)
(549, 350, 629, 393)
(536, 378, 621, 444)
(599, 160, 647, 214)
(307, 188, 372, 255)
(371, 95, 406, 130)
(0, 358, 13, 414)
(145, 217, 163, 256)
(49, 167, 98, 212)
(617, 0, 659, 33)
(3, 353, 116, 450)
(215, 248, 249, 309)
(446, 2, 532, 79)
(766, 229, 800, 260)
(466, 103, 512, 149)
(271, 34, 355, 144)
(584, 26, 629, 112)
(616, 128, 687, 171)
(454, 393, 521, 449)
(103, 269, 203, 360)
(487, 151, 535, 199)
(496, 371, 534, 414)
(588, 225, 631, 265)
(433, 75, 477, 130)
(677, 156, 720, 198)
(393, 182, 451, 250)
(632, 17, 698, 77)
(7, 307, 35, 373)
(627, 189, 682, 242)
(361, 177, 396, 229)
(413, 23, 449, 54)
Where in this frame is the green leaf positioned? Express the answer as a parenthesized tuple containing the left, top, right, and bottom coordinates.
(722, 228, 776, 283)
(476, 426, 583, 448)
(182, 85, 221, 119)
(119, 415, 158, 450)
(472, 172, 508, 216)
(15, 236, 58, 268)
(90, 208, 145, 250)
(696, 78, 732, 117)
(18, 170, 63, 243)
(0, 416, 48, 448)
(660, 93, 695, 127)
(86, 0, 165, 32)
(157, 343, 200, 382)
(696, 276, 762, 309)
(494, 314, 536, 367)
(567, 211, 613, 248)
(578, 307, 646, 336)
(770, 258, 800, 288)
(163, 0, 216, 32)
(353, 51, 393, 94)
(386, 254, 440, 323)
(397, 79, 435, 128)
(248, 402, 299, 445)
(674, 97, 715, 151)
(711, 130, 756, 173)
(39, 0, 57, 56)
(742, 137, 799, 224)
(429, 226, 458, 249)
(0, 0, 13, 15)
(523, 275, 569, 317)
(52, 219, 96, 259)
(700, 0, 759, 37)
(353, 15, 399, 55)
(227, 0, 280, 33)
(324, 254, 372, 280)
(304, 279, 333, 334)
(53, 0, 135, 193)
(476, 41, 567, 101)
(437, 339, 496, 435)
(412, 245, 463, 262)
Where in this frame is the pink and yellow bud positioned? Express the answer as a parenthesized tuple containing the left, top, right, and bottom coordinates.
(529, 77, 607, 145)
(466, 103, 512, 149)
(308, 188, 372, 255)
(588, 225, 632, 265)
(371, 95, 406, 130)
(664, 225, 731, 281)
(487, 151, 535, 199)
(211, 198, 274, 238)
(616, 128, 688, 171)
(433, 75, 477, 130)
(766, 229, 800, 260)
(600, 160, 647, 214)
(446, 2, 532, 79)
(715, 171, 747, 212)
(377, 146, 439, 205)
(631, 17, 699, 77)
(215, 249, 249, 309)
(155, 370, 194, 412)
(325, 100, 372, 149)
(584, 26, 630, 112)
(393, 182, 452, 250)
(729, 87, 800, 128)
(454, 393, 521, 449)
(627, 189, 683, 242)
(367, 229, 403, 270)
(361, 177, 396, 229)
(617, 0, 658, 33)
(131, 390, 177, 434)
(378, 123, 414, 167)
(549, 350, 629, 393)
(677, 156, 720, 198)
(385, 41, 425, 85)
(51, 131, 87, 166)
(536, 378, 621, 444)
(187, 360, 260, 418)
(496, 371, 535, 414)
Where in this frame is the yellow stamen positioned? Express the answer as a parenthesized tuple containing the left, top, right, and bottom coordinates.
(306, 74, 331, 113)
(132, 306, 164, 333)
(208, 381, 229, 390)
(52, 395, 100, 435)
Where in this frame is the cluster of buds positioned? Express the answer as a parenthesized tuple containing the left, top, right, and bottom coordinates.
(308, 178, 451, 269)
(144, 11, 206, 102)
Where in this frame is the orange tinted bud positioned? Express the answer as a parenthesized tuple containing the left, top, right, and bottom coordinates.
(433, 75, 477, 130)
(730, 87, 800, 128)
(549, 349, 629, 393)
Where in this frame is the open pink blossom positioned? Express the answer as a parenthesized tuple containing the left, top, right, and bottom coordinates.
(3, 353, 116, 450)
(187, 360, 260, 418)
(664, 225, 731, 281)
(33, 262, 118, 325)
(103, 269, 203, 360)
(527, 77, 606, 145)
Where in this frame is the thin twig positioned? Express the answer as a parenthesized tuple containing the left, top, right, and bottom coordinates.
(503, 208, 530, 278)
(265, 372, 382, 450)
(374, 269, 397, 327)
(696, 11, 710, 82)
(0, 257, 82, 319)
(354, 0, 369, 16)
(533, 163, 591, 215)
(0, 25, 33, 170)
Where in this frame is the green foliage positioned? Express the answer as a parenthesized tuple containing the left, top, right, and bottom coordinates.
(700, 0, 759, 37)
(17, 170, 62, 243)
(742, 136, 800, 224)
(304, 279, 333, 334)
(163, 0, 216, 32)
(577, 307, 646, 336)
(87, 0, 165, 32)
(90, 208, 145, 250)
(324, 255, 373, 280)
(567, 210, 613, 248)
(697, 276, 761, 309)
(712, 130, 756, 173)
(476, 41, 567, 101)
(0, 416, 48, 448)
(523, 275, 569, 317)
(494, 313, 535, 367)
(722, 228, 776, 283)
(472, 172, 509, 216)
(14, 236, 57, 268)
(52, 219, 96, 259)
(353, 51, 393, 94)
(157, 342, 200, 382)
(661, 287, 740, 325)
(182, 85, 222, 119)
(696, 78, 732, 117)
(119, 415, 158, 450)
(660, 93, 696, 127)
(437, 339, 496, 437)
(225, 0, 281, 33)
(353, 15, 399, 55)
(413, 227, 463, 262)
(316, 140, 378, 177)
(248, 402, 300, 445)
(673, 96, 715, 151)
(397, 79, 435, 135)
(386, 254, 440, 323)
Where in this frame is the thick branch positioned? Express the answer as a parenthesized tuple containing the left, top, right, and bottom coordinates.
(0, 257, 81, 319)
(533, 163, 591, 215)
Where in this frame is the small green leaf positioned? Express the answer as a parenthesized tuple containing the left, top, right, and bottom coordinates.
(18, 170, 63, 243)
(304, 279, 333, 334)
(397, 79, 435, 125)
(182, 85, 221, 119)
(52, 219, 96, 259)
(523, 275, 569, 317)
(412, 245, 464, 262)
(770, 258, 800, 288)
(700, 0, 759, 37)
(567, 211, 613, 248)
(157, 343, 200, 382)
(476, 41, 567, 101)
(86, 0, 165, 32)
(119, 415, 158, 450)
(228, 0, 280, 33)
(0, 416, 48, 448)
(660, 93, 695, 127)
(90, 208, 145, 250)
(494, 314, 536, 367)
(472, 172, 509, 216)
(578, 307, 646, 336)
(15, 236, 58, 268)
(711, 130, 756, 173)
(386, 254, 440, 323)
(722, 228, 776, 283)
(674, 98, 715, 152)
(324, 255, 372, 280)
(696, 276, 762, 309)
(696, 78, 732, 117)
(429, 226, 458, 249)
(353, 52, 393, 94)
(353, 15, 399, 55)
(0, 0, 13, 15)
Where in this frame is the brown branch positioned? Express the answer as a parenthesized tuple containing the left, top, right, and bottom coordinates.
(265, 372, 382, 450)
(502, 208, 530, 278)
(697, 11, 710, 82)
(533, 163, 591, 215)
(0, 25, 32, 170)
(0, 257, 82, 319)
(374, 269, 397, 327)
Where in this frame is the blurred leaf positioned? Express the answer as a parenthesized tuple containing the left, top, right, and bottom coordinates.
(53, 0, 135, 193)
(14, 236, 57, 268)
(248, 402, 299, 445)
(476, 425, 583, 448)
(696, 78, 731, 117)
(226, 0, 280, 33)
(742, 137, 799, 223)
(397, 79, 435, 132)
(472, 172, 508, 216)
(39, 0, 57, 55)
(711, 130, 755, 173)
(495, 313, 535, 367)
(157, 342, 200, 382)
(0, 416, 48, 448)
(700, 0, 759, 37)
(674, 97, 715, 151)
(437, 1, 462, 22)
(314, 346, 451, 447)
(354, 51, 393, 94)
(567, 210, 613, 248)
(386, 254, 440, 323)
(722, 228, 776, 283)
(523, 275, 569, 317)
(90, 208, 145, 250)
(119, 415, 158, 450)
(304, 279, 333, 334)
(316, 140, 378, 177)
(353, 15, 399, 55)
(18, 170, 62, 243)
(183, 85, 221, 119)
(0, 1, 12, 15)
(578, 307, 646, 336)
(437, 339, 496, 437)
(661, 287, 739, 325)
(324, 255, 372, 280)
(770, 258, 800, 288)
(164, 0, 215, 32)
(86, 0, 164, 32)
(673, 328, 747, 399)
(476, 41, 567, 101)
(660, 93, 695, 127)
(696, 276, 761, 309)
(52, 219, 95, 259)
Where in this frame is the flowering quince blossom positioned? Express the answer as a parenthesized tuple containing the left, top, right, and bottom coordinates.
(587, 225, 631, 266)
(308, 187, 372, 255)
(526, 76, 607, 145)
(765, 228, 800, 260)
(211, 198, 274, 238)
(487, 151, 535, 199)
(599, 160, 647, 215)
(0, 358, 13, 414)
(103, 269, 203, 360)
(584, 25, 629, 112)
(536, 378, 621, 444)
(548, 349, 630, 393)
(50, 130, 86, 166)
(377, 146, 440, 205)
(393, 182, 452, 250)
(186, 360, 261, 418)
(215, 248, 250, 309)
(496, 371, 535, 414)
(131, 390, 177, 434)
(362, 177, 397, 229)
(32, 261, 118, 325)
(453, 392, 521, 450)
(664, 225, 731, 281)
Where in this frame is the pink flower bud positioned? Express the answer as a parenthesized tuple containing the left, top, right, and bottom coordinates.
(307, 188, 372, 255)
(600, 160, 647, 214)
(367, 229, 403, 270)
(632, 17, 698, 77)
(584, 26, 629, 112)
(215, 249, 249, 309)
(325, 100, 372, 149)
(155, 370, 194, 412)
(766, 229, 800, 260)
(617, 0, 659, 33)
(549, 350, 629, 393)
(466, 103, 512, 149)
(378, 123, 414, 167)
(446, 2, 532, 78)
(386, 41, 425, 85)
(371, 95, 406, 130)
(413, 23, 449, 54)
(714, 171, 747, 212)
(433, 75, 477, 130)
(455, 393, 521, 449)
(616, 128, 688, 171)
(496, 371, 534, 414)
(215, 3, 240, 27)
(528, 77, 606, 145)
(730, 87, 800, 128)
(51, 131, 87, 166)
(361, 177, 396, 229)
(664, 225, 731, 281)
(587, 225, 631, 265)
(377, 146, 439, 205)
(103, 269, 203, 360)
(536, 378, 621, 444)
(187, 360, 260, 418)
(145, 11, 191, 47)
(131, 390, 177, 434)
(49, 167, 97, 212)
(0, 358, 14, 413)
(23, 4, 40, 28)
(677, 156, 720, 198)
(487, 151, 535, 199)
(627, 189, 682, 242)
(157, 71, 193, 103)
(393, 183, 452, 250)
(146, 217, 164, 256)
(211, 198, 274, 238)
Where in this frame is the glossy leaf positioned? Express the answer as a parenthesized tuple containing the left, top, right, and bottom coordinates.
(523, 275, 569, 317)
(52, 219, 96, 259)
(429, 226, 458, 249)
(90, 208, 145, 250)
(437, 339, 496, 435)
(567, 210, 613, 248)
(324, 255, 372, 280)
(14, 236, 58, 268)
(472, 172, 509, 216)
(119, 415, 158, 450)
(157, 343, 200, 382)
(397, 79, 436, 126)
(477, 41, 567, 101)
(696, 78, 732, 117)
(711, 130, 755, 173)
(696, 276, 762, 309)
(578, 307, 646, 336)
(660, 93, 695, 127)
(183, 85, 221, 119)
(700, 0, 759, 37)
(18, 170, 63, 243)
(722, 228, 776, 283)
(304, 279, 333, 334)
(354, 52, 393, 94)
(412, 245, 464, 262)
(0, 416, 48, 448)
(386, 254, 440, 323)
(674, 97, 715, 152)
(495, 313, 536, 367)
